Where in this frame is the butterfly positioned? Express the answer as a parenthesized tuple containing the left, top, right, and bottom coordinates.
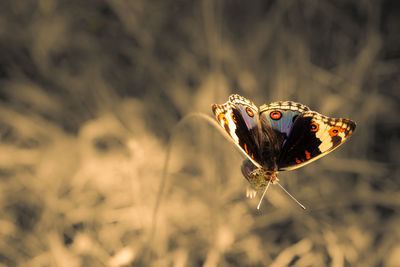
(212, 94, 356, 208)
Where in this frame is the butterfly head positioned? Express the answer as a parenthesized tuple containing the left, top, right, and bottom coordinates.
(241, 159, 277, 191)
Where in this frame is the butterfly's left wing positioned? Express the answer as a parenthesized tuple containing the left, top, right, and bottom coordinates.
(212, 94, 264, 168)
(277, 111, 356, 171)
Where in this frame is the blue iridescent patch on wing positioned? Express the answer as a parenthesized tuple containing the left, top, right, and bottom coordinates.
(259, 101, 310, 147)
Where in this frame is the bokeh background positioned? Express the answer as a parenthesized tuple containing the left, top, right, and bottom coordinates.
(0, 0, 399, 266)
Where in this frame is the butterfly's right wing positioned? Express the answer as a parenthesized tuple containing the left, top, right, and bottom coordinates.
(260, 101, 355, 171)
(276, 111, 356, 171)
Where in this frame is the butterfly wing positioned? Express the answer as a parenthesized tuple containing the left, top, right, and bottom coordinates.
(259, 101, 311, 148)
(277, 111, 356, 171)
(212, 94, 264, 168)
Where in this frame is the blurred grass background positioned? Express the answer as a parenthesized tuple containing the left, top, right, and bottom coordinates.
(0, 0, 399, 266)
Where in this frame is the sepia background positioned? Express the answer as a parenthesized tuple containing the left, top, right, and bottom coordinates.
(0, 1, 399, 266)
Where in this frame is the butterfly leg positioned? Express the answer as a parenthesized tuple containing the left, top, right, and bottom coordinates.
(246, 186, 257, 198)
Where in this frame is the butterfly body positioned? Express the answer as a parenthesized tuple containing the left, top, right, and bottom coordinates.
(212, 94, 356, 192)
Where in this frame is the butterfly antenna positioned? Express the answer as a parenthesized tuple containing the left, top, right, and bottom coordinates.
(257, 180, 271, 210)
(275, 181, 306, 210)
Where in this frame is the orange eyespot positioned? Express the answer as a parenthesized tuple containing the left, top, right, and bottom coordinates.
(310, 122, 319, 132)
(231, 112, 237, 123)
(270, 111, 282, 120)
(329, 126, 343, 137)
(246, 107, 254, 117)
(218, 114, 227, 125)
